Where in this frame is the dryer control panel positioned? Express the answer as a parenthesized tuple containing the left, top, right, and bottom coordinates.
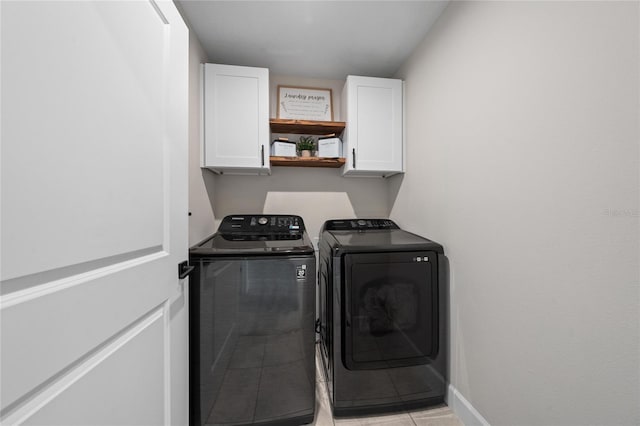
(323, 219, 399, 231)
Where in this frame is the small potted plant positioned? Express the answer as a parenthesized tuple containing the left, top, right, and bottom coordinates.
(297, 136, 316, 157)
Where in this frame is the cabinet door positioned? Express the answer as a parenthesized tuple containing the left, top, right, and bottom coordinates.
(343, 76, 403, 176)
(202, 64, 270, 174)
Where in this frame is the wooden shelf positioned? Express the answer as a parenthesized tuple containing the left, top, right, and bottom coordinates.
(270, 156, 346, 168)
(270, 118, 345, 135)
(269, 119, 346, 169)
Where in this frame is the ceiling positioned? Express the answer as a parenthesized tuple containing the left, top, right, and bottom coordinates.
(176, 1, 449, 80)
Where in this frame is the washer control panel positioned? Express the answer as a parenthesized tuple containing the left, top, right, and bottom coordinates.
(323, 219, 399, 231)
(219, 215, 304, 234)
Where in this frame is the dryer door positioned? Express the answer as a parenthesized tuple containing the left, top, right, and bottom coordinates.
(342, 251, 438, 370)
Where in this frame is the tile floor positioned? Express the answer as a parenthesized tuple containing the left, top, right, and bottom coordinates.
(312, 353, 463, 426)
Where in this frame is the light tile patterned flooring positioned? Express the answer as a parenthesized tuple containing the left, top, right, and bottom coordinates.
(312, 354, 463, 426)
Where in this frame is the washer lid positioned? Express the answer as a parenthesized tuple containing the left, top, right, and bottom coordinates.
(190, 214, 314, 257)
(189, 233, 314, 257)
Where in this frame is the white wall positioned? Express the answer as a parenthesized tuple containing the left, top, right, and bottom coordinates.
(188, 68, 390, 244)
(212, 167, 390, 244)
(187, 31, 215, 245)
(391, 1, 639, 425)
(205, 74, 391, 243)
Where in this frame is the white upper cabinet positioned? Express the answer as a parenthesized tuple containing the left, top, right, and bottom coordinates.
(202, 63, 270, 175)
(342, 75, 404, 177)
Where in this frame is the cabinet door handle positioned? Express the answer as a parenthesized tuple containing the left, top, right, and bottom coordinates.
(352, 148, 356, 169)
(261, 146, 265, 166)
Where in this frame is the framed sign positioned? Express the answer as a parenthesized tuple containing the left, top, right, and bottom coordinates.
(277, 85, 333, 121)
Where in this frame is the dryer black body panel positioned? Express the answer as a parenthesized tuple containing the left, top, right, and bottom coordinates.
(318, 219, 448, 417)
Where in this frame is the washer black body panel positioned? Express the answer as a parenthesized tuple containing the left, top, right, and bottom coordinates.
(318, 219, 447, 417)
(190, 215, 316, 426)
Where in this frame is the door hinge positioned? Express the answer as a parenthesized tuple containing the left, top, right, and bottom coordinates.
(178, 260, 194, 280)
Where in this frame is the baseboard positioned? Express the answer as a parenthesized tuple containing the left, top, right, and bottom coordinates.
(447, 385, 491, 426)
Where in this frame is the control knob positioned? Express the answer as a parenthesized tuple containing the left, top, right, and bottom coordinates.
(258, 217, 268, 225)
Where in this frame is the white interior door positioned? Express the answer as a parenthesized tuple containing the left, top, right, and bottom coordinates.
(0, 1, 189, 425)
